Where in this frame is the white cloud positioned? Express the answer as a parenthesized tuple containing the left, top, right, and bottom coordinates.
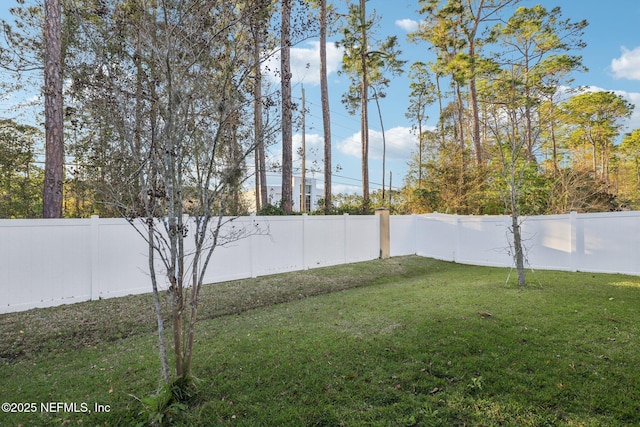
(337, 126, 418, 161)
(262, 41, 344, 86)
(332, 183, 362, 195)
(614, 90, 640, 131)
(611, 46, 640, 81)
(395, 18, 420, 33)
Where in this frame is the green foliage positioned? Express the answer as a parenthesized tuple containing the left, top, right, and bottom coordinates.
(138, 377, 199, 426)
(316, 193, 371, 215)
(399, 2, 625, 216)
(256, 201, 295, 216)
(314, 190, 405, 215)
(337, 1, 405, 113)
(0, 120, 42, 218)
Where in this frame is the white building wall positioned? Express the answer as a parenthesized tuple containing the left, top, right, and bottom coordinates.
(263, 176, 321, 212)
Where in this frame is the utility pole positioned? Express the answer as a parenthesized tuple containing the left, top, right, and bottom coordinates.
(301, 85, 306, 212)
(389, 171, 392, 210)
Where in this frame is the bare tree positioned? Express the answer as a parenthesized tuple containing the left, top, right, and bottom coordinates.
(483, 65, 530, 286)
(68, 0, 265, 396)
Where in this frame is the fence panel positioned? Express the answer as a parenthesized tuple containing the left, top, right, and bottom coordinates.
(520, 214, 573, 272)
(456, 216, 513, 267)
(0, 219, 92, 312)
(3, 211, 640, 314)
(389, 215, 416, 256)
(201, 216, 256, 283)
(345, 215, 380, 262)
(577, 212, 640, 275)
(414, 214, 457, 261)
(409, 211, 640, 275)
(94, 218, 155, 299)
(304, 215, 348, 268)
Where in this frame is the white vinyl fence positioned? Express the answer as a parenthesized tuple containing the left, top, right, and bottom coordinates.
(2, 210, 639, 314)
(391, 211, 640, 276)
(0, 214, 379, 314)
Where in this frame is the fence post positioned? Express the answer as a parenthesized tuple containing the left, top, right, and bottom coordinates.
(90, 215, 101, 300)
(343, 213, 349, 263)
(412, 214, 417, 255)
(302, 213, 308, 269)
(375, 208, 390, 259)
(570, 211, 584, 272)
(454, 214, 460, 262)
(250, 213, 257, 278)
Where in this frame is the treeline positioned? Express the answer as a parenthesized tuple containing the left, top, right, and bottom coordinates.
(0, 0, 638, 219)
(398, 1, 637, 215)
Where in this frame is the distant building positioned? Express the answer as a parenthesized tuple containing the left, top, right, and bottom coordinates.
(244, 176, 322, 213)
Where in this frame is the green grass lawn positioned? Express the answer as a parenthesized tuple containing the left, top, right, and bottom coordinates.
(2, 256, 640, 426)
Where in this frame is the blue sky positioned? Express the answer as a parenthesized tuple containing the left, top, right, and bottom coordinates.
(2, 1, 639, 196)
(268, 0, 640, 195)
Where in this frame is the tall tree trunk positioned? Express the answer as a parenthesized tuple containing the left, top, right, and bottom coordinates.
(455, 82, 465, 156)
(455, 81, 466, 209)
(372, 89, 386, 201)
(468, 48, 482, 166)
(592, 139, 597, 178)
(435, 73, 446, 148)
(253, 53, 266, 211)
(550, 106, 559, 178)
(320, 0, 332, 214)
(418, 114, 423, 187)
(281, 0, 293, 213)
(251, 10, 268, 212)
(359, 0, 369, 211)
(43, 0, 64, 218)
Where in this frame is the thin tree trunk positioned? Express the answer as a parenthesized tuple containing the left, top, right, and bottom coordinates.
(550, 110, 559, 177)
(455, 81, 466, 209)
(511, 207, 526, 287)
(148, 219, 170, 384)
(435, 73, 446, 148)
(320, 0, 332, 214)
(468, 51, 482, 165)
(252, 15, 267, 211)
(372, 89, 386, 201)
(360, 0, 369, 211)
(417, 92, 423, 188)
